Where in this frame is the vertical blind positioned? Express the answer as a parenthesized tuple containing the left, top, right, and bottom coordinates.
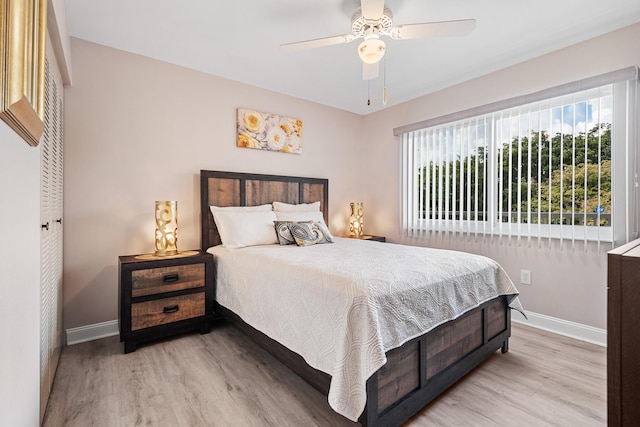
(399, 67, 638, 247)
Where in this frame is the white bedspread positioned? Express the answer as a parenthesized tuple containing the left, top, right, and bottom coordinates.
(208, 238, 521, 421)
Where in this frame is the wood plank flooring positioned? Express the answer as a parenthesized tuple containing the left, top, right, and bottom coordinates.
(43, 322, 606, 426)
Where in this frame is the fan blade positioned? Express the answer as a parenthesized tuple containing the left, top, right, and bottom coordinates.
(362, 62, 379, 80)
(280, 34, 355, 52)
(361, 0, 384, 21)
(390, 19, 476, 40)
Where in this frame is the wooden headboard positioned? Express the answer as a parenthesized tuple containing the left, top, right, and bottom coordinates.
(200, 170, 329, 249)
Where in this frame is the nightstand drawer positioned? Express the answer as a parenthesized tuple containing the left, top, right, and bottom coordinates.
(131, 292, 205, 330)
(132, 263, 205, 297)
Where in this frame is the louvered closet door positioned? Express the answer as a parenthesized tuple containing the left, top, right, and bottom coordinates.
(49, 39, 64, 385)
(40, 34, 64, 422)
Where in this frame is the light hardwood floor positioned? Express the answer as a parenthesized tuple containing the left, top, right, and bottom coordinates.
(43, 322, 606, 426)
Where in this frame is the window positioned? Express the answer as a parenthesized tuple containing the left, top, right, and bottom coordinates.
(398, 68, 638, 245)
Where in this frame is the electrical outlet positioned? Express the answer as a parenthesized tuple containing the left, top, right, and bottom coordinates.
(520, 269, 531, 285)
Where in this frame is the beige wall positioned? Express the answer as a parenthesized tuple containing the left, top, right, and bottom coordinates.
(66, 24, 639, 332)
(362, 23, 640, 330)
(63, 38, 365, 330)
(0, 123, 41, 425)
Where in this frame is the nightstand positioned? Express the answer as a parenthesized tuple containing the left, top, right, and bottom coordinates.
(344, 235, 386, 242)
(118, 250, 215, 353)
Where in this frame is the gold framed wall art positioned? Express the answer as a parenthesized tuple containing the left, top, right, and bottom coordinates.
(237, 108, 303, 154)
(0, 0, 47, 146)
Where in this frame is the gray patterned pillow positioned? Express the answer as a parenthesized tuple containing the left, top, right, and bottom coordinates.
(290, 221, 334, 247)
(274, 220, 310, 245)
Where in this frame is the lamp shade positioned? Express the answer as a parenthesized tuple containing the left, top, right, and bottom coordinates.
(349, 202, 364, 238)
(358, 38, 386, 64)
(155, 201, 178, 256)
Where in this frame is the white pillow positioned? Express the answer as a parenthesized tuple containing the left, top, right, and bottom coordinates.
(274, 210, 325, 224)
(210, 204, 272, 214)
(272, 201, 320, 212)
(211, 210, 278, 249)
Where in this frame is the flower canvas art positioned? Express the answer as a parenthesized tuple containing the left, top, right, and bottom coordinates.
(237, 108, 303, 154)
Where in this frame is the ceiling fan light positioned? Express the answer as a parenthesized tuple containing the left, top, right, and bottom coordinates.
(358, 39, 386, 64)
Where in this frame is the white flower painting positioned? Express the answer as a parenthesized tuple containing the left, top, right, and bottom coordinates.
(237, 108, 303, 154)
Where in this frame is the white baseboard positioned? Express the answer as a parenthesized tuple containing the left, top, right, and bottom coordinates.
(512, 310, 606, 347)
(65, 312, 606, 348)
(66, 319, 119, 346)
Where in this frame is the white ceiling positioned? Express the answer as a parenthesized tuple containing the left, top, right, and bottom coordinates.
(65, 0, 640, 116)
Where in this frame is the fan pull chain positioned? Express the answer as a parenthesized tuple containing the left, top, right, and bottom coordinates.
(367, 78, 371, 106)
(382, 55, 387, 106)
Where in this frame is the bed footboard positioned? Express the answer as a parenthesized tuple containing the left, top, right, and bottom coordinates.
(360, 296, 510, 426)
(216, 296, 511, 427)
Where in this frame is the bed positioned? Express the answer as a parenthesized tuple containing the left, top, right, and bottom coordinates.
(200, 169, 521, 426)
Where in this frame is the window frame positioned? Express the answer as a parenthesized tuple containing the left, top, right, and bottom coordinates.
(397, 68, 638, 245)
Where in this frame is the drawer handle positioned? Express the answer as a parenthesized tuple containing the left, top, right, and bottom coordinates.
(163, 273, 179, 283)
(163, 305, 180, 314)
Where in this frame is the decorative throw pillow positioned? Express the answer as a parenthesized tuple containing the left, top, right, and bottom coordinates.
(274, 220, 310, 245)
(290, 221, 334, 247)
(272, 201, 320, 212)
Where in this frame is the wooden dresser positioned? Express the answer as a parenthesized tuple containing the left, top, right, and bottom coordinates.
(119, 250, 215, 353)
(607, 239, 640, 426)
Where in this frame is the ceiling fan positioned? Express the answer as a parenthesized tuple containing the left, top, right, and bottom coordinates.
(280, 0, 476, 80)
